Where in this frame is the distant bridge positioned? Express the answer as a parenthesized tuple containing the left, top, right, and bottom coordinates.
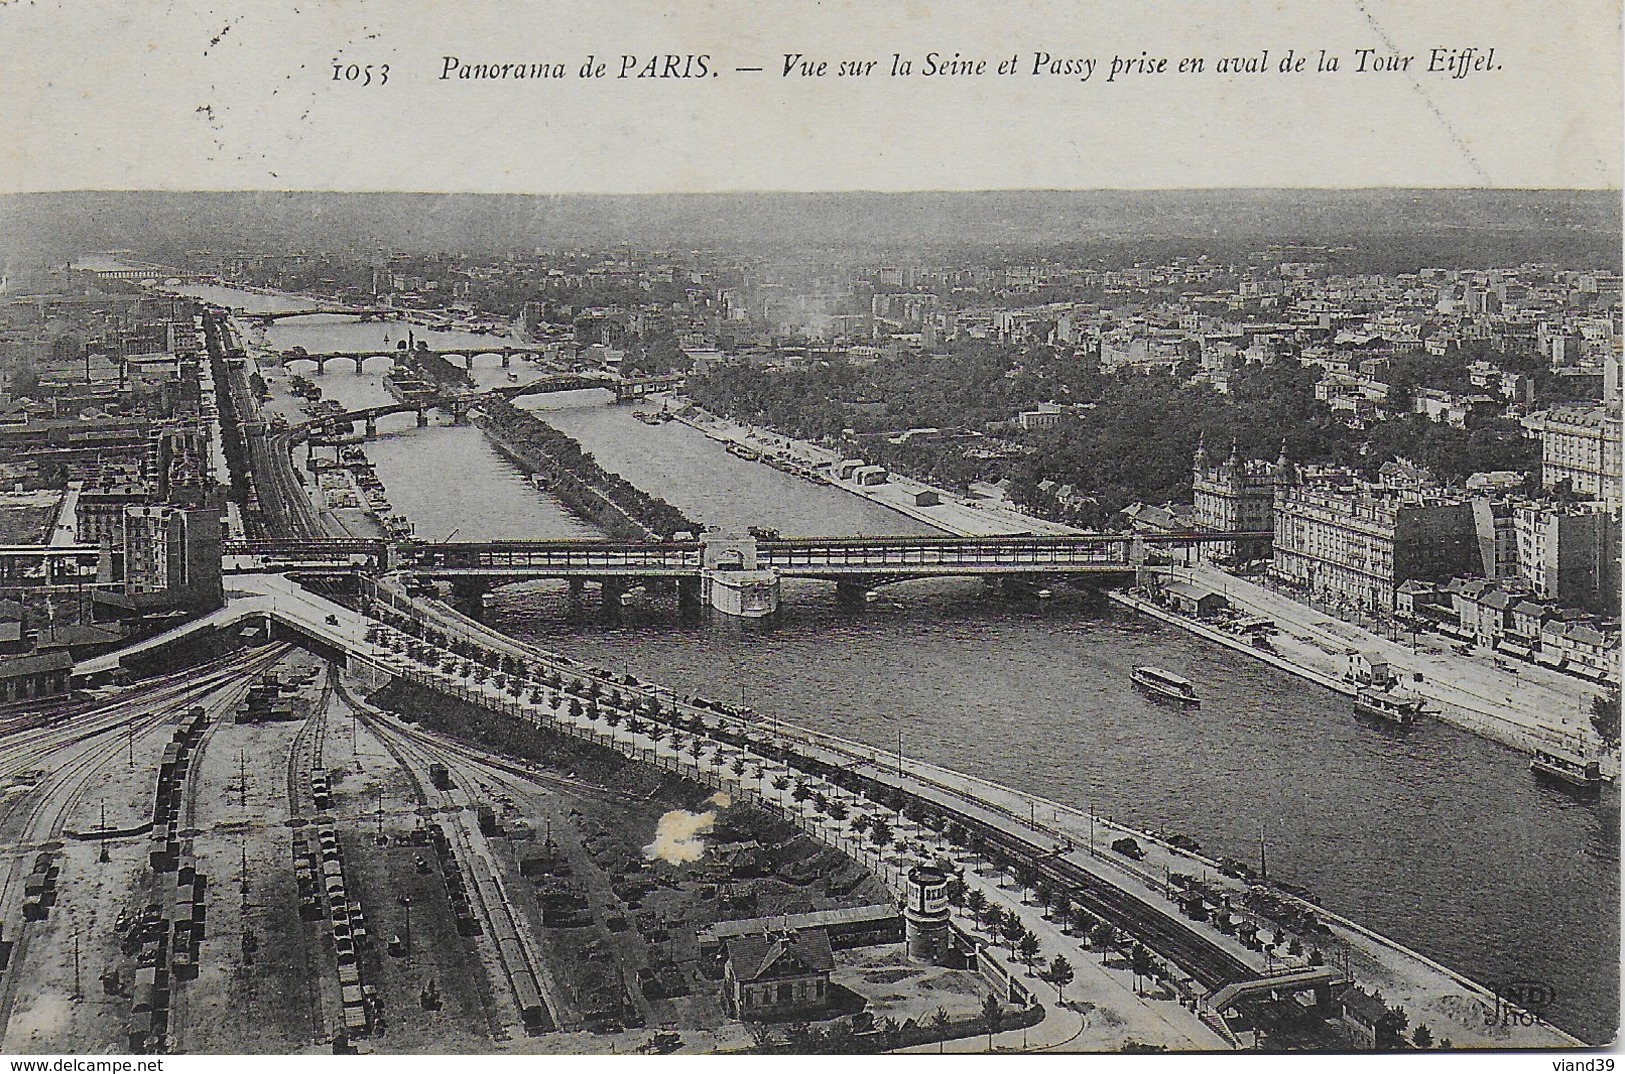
(295, 375, 685, 446)
(481, 371, 684, 404)
(274, 348, 683, 401)
(78, 265, 203, 284)
(277, 345, 553, 375)
(243, 307, 403, 324)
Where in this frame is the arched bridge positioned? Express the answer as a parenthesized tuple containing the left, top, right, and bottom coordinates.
(244, 307, 403, 324)
(275, 348, 683, 401)
(277, 345, 554, 375)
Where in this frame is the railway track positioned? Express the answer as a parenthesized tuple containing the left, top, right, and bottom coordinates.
(282, 667, 337, 1049)
(0, 646, 284, 743)
(0, 648, 291, 780)
(284, 671, 335, 822)
(0, 646, 288, 1050)
(0, 649, 289, 863)
(349, 701, 562, 1037)
(341, 675, 632, 806)
(166, 673, 267, 1054)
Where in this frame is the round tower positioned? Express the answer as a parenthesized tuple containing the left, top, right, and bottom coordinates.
(904, 865, 952, 964)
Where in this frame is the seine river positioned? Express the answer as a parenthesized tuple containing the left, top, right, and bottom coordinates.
(183, 283, 1620, 1043)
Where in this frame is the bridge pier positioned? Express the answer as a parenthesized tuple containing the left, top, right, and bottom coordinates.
(700, 568, 780, 618)
(313, 357, 328, 376)
(500, 350, 512, 368)
(464, 355, 475, 370)
(999, 575, 1044, 597)
(567, 578, 586, 605)
(416, 408, 428, 428)
(835, 579, 874, 605)
(448, 579, 493, 616)
(364, 416, 377, 439)
(353, 357, 366, 374)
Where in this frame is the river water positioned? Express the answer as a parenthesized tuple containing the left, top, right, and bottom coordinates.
(181, 282, 1620, 1043)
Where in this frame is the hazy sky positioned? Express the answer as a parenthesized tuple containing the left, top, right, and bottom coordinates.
(3, 0, 1620, 194)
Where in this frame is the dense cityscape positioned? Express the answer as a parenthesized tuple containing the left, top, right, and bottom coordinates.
(0, 190, 1615, 1055)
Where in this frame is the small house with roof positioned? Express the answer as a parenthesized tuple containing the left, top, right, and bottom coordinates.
(1339, 986, 1401, 1049)
(722, 926, 835, 1020)
(1159, 579, 1229, 618)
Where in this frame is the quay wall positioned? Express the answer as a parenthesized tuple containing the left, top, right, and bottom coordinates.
(1108, 589, 1615, 773)
(1108, 589, 1355, 697)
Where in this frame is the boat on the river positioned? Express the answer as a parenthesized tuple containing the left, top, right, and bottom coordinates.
(1131, 665, 1199, 706)
(1529, 751, 1605, 795)
(1353, 687, 1425, 727)
(726, 442, 761, 462)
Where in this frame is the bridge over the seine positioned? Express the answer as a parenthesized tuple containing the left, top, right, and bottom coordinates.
(242, 306, 404, 324)
(275, 344, 553, 375)
(77, 262, 200, 284)
(295, 375, 688, 450)
(393, 530, 1266, 615)
(275, 346, 685, 401)
(225, 531, 1267, 616)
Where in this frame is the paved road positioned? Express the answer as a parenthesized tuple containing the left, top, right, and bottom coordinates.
(676, 409, 1078, 538)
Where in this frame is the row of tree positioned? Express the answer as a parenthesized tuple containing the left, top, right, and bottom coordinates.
(475, 398, 703, 538)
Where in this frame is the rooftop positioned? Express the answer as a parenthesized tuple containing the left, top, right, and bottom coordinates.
(724, 927, 835, 983)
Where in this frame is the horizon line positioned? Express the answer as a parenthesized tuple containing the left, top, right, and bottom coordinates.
(4, 186, 1622, 198)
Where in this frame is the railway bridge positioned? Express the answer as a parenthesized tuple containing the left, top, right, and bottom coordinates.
(223, 530, 1264, 616)
(399, 526, 1261, 610)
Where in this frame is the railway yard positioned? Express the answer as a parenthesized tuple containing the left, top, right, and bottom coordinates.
(0, 644, 996, 1054)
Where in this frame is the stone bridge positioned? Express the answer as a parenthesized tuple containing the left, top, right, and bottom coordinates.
(243, 307, 404, 324)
